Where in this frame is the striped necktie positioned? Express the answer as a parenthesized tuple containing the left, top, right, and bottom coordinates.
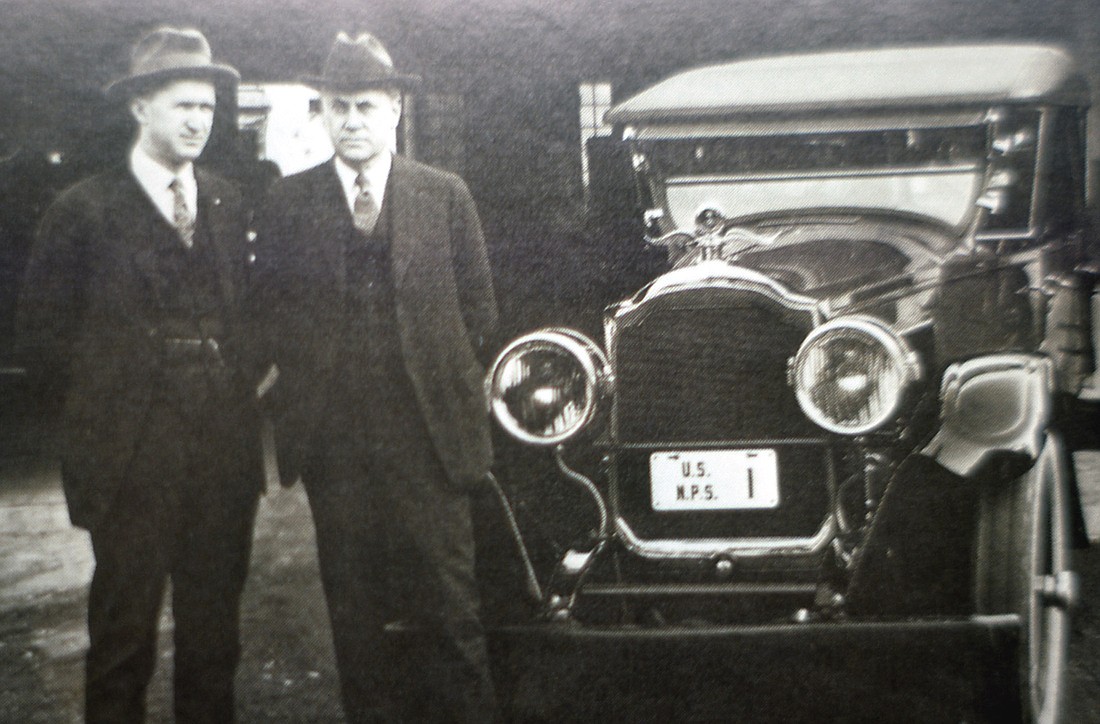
(169, 177, 195, 249)
(352, 173, 380, 235)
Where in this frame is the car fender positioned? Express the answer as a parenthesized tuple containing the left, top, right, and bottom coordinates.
(922, 353, 1052, 477)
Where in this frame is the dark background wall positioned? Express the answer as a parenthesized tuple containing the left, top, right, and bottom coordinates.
(1, 0, 1098, 341)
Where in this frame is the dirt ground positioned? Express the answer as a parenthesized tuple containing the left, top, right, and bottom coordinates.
(0, 453, 1098, 723)
(0, 455, 343, 723)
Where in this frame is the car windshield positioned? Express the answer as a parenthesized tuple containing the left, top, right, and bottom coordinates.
(636, 125, 990, 230)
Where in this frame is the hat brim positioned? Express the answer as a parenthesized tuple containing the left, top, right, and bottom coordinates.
(300, 72, 422, 93)
(105, 63, 240, 100)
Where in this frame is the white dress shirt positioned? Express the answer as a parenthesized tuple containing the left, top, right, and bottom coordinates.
(333, 152, 392, 216)
(130, 146, 198, 225)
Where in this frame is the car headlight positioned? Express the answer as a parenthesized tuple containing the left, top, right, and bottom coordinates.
(486, 328, 611, 446)
(790, 317, 921, 435)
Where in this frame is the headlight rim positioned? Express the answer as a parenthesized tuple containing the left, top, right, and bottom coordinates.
(486, 327, 611, 446)
(791, 315, 922, 436)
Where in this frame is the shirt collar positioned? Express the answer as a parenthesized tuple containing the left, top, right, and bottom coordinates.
(129, 145, 197, 217)
(334, 152, 392, 214)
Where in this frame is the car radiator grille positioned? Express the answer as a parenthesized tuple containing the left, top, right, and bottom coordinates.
(613, 289, 816, 442)
(609, 288, 830, 542)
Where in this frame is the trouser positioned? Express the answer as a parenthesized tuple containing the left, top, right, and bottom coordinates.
(304, 413, 497, 724)
(83, 401, 260, 723)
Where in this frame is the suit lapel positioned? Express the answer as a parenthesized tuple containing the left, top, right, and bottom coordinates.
(114, 168, 178, 290)
(314, 160, 356, 287)
(389, 155, 428, 288)
(195, 168, 237, 307)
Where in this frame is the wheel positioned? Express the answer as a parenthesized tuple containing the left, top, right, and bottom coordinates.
(974, 433, 1080, 723)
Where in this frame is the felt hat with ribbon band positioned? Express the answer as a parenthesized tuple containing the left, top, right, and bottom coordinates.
(302, 32, 421, 92)
(105, 26, 239, 100)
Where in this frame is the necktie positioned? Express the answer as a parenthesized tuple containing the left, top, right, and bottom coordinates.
(352, 173, 380, 235)
(169, 177, 195, 249)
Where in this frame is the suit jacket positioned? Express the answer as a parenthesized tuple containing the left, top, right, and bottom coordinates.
(17, 165, 261, 532)
(249, 155, 498, 491)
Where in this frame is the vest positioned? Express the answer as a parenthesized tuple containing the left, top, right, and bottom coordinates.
(147, 211, 233, 422)
(324, 196, 424, 455)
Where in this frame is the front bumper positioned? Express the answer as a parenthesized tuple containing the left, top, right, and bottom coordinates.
(389, 614, 1022, 721)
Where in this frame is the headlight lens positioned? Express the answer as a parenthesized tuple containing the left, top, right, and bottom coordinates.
(486, 329, 611, 446)
(791, 317, 921, 435)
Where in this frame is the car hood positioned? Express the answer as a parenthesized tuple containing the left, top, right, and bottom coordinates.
(647, 212, 957, 328)
(735, 235, 912, 298)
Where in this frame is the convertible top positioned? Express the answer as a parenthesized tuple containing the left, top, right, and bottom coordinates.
(606, 44, 1088, 124)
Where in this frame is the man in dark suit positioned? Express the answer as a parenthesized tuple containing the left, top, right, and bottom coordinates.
(17, 28, 262, 723)
(249, 32, 499, 723)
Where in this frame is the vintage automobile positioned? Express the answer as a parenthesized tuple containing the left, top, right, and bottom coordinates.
(477, 44, 1096, 722)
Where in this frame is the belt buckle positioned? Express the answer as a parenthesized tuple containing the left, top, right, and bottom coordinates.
(163, 336, 223, 366)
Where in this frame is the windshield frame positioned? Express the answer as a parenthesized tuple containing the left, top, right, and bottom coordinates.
(627, 107, 1047, 242)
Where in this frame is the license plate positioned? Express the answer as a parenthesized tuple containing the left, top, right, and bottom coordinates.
(650, 449, 779, 511)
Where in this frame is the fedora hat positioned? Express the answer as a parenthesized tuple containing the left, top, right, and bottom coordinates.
(105, 26, 239, 99)
(303, 32, 421, 92)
